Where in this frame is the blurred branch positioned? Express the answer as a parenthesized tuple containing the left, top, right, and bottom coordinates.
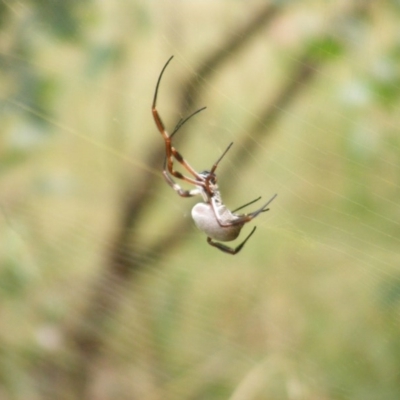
(140, 48, 320, 264)
(114, 2, 281, 235)
(232, 53, 318, 167)
(66, 2, 282, 370)
(60, 43, 320, 398)
(178, 3, 280, 111)
(60, 2, 371, 398)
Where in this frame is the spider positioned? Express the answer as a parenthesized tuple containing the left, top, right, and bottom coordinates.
(152, 56, 277, 255)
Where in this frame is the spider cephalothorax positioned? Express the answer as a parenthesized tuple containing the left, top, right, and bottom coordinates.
(152, 55, 277, 255)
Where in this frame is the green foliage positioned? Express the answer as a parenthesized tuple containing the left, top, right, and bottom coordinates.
(85, 44, 125, 77)
(1, 1, 400, 399)
(368, 44, 400, 109)
(306, 37, 344, 61)
(29, 0, 92, 41)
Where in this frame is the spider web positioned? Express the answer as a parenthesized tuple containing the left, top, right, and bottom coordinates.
(1, 1, 400, 399)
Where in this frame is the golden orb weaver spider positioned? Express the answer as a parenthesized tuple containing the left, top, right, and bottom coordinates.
(152, 56, 277, 255)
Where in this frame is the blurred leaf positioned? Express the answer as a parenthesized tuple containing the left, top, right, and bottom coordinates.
(15, 74, 59, 125)
(85, 44, 124, 77)
(379, 279, 400, 308)
(0, 151, 31, 175)
(306, 37, 344, 61)
(389, 0, 400, 11)
(29, 0, 93, 41)
(368, 48, 400, 109)
(370, 78, 400, 109)
(0, 2, 9, 28)
(0, 259, 30, 298)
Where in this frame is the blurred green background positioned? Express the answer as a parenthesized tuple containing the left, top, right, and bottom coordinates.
(1, 1, 400, 399)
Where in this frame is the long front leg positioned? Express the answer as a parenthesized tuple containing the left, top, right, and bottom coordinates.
(152, 56, 205, 186)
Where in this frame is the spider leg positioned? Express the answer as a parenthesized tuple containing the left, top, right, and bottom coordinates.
(170, 107, 207, 138)
(232, 196, 262, 213)
(152, 56, 205, 187)
(165, 144, 204, 186)
(163, 168, 202, 198)
(203, 142, 234, 194)
(165, 107, 207, 190)
(152, 56, 174, 136)
(244, 193, 277, 219)
(209, 142, 234, 175)
(226, 193, 277, 225)
(206, 226, 257, 255)
(231, 193, 277, 225)
(211, 193, 277, 227)
(161, 107, 209, 198)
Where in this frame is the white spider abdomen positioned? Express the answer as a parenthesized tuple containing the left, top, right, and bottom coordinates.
(191, 203, 243, 242)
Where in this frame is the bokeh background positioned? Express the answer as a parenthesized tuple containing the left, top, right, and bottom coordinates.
(1, 1, 400, 399)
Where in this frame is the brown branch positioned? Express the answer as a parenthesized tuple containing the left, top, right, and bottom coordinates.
(43, 2, 377, 398)
(138, 49, 321, 262)
(232, 53, 318, 169)
(178, 3, 280, 111)
(63, 2, 285, 390)
(110, 2, 281, 236)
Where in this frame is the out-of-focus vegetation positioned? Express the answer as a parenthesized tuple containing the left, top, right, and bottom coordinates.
(1, 1, 400, 399)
